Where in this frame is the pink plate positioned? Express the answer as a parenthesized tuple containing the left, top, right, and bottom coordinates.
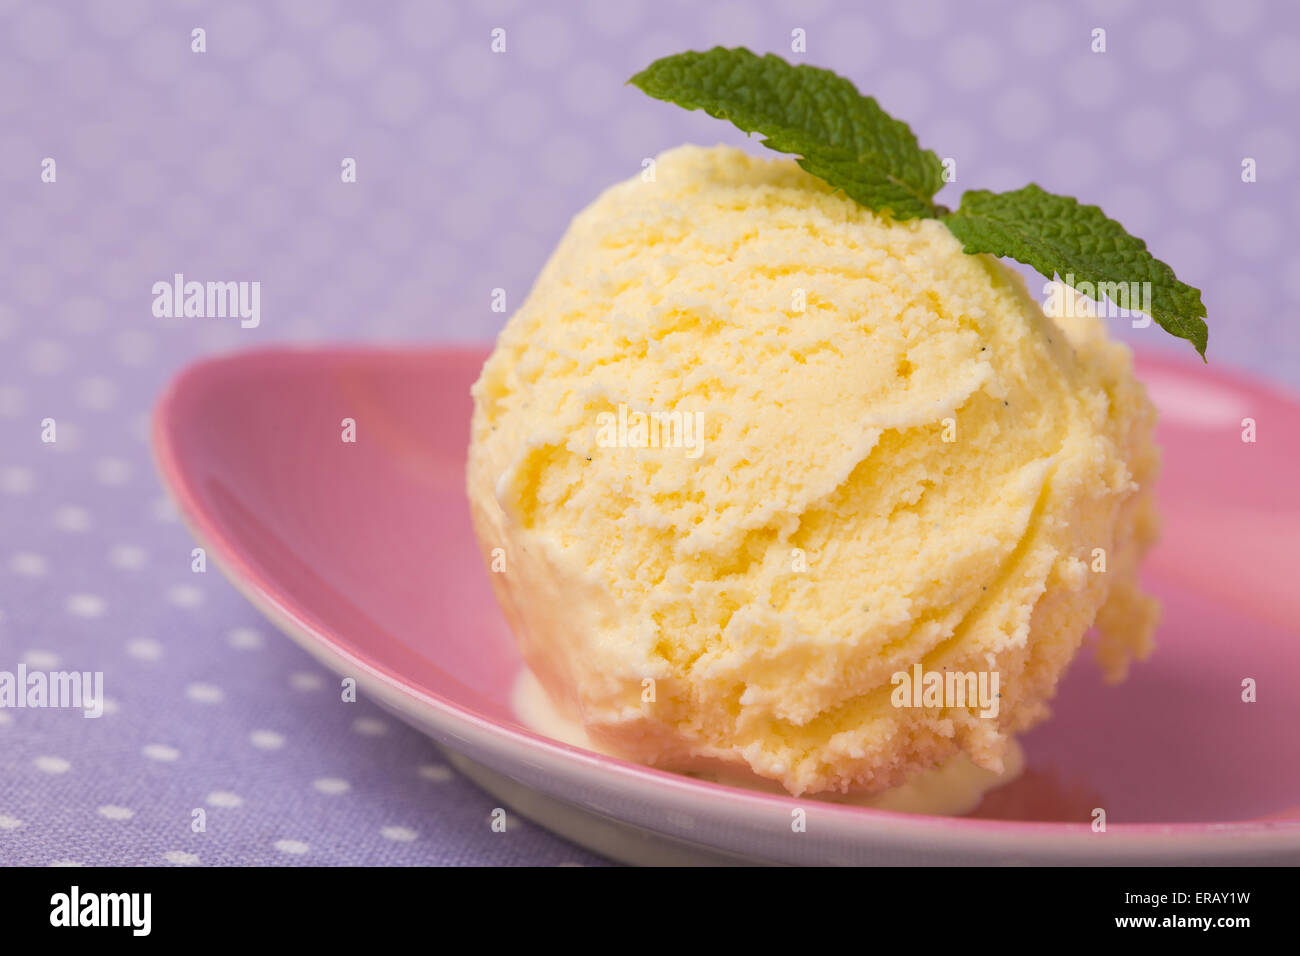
(153, 346, 1300, 865)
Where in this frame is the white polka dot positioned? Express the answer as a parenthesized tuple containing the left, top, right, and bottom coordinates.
(75, 376, 117, 411)
(0, 466, 34, 495)
(197, 145, 250, 196)
(126, 638, 163, 661)
(130, 24, 185, 82)
(66, 594, 105, 618)
(97, 805, 135, 820)
(53, 505, 91, 532)
(109, 544, 147, 569)
(583, 0, 643, 36)
(312, 777, 350, 795)
(871, 67, 933, 124)
(0, 385, 26, 418)
(1169, 156, 1226, 213)
(1045, 136, 1101, 188)
(94, 457, 132, 486)
(536, 135, 594, 188)
(894, 0, 949, 38)
(924, 116, 977, 164)
(1157, 231, 1212, 281)
(1284, 255, 1300, 305)
(1138, 18, 1193, 74)
(278, 0, 338, 29)
(86, 0, 150, 38)
(1191, 71, 1244, 129)
(22, 649, 59, 668)
(227, 626, 264, 650)
(163, 850, 199, 865)
(0, 815, 24, 830)
(1214, 273, 1266, 322)
(185, 683, 223, 704)
(487, 87, 549, 146)
(440, 40, 505, 103)
(26, 338, 69, 374)
(991, 87, 1049, 143)
(1243, 125, 1295, 179)
(250, 50, 310, 105)
(100, 697, 120, 716)
(205, 2, 269, 59)
(289, 672, 325, 691)
(1011, 2, 1067, 57)
(114, 329, 156, 366)
(206, 791, 243, 808)
(1097, 183, 1159, 238)
(34, 755, 71, 774)
(372, 67, 428, 125)
(274, 839, 310, 855)
(321, 21, 381, 77)
(559, 61, 618, 118)
(1201, 0, 1262, 34)
(250, 730, 285, 750)
(397, 0, 458, 48)
(819, 16, 882, 72)
(0, 712, 12, 726)
(515, 13, 573, 71)
(418, 763, 453, 782)
(68, 117, 126, 170)
(9, 552, 46, 576)
(1259, 35, 1300, 92)
(297, 92, 353, 144)
(941, 34, 1000, 91)
(45, 422, 82, 455)
(1062, 58, 1118, 111)
(352, 717, 387, 736)
(167, 584, 204, 608)
(16, 261, 55, 306)
(1117, 107, 1177, 165)
(15, 6, 70, 62)
(142, 743, 180, 762)
(1226, 206, 1282, 259)
(380, 825, 417, 842)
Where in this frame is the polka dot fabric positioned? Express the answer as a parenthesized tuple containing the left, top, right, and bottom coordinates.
(0, 0, 1295, 866)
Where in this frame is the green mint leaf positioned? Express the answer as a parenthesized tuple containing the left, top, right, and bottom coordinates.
(629, 47, 945, 220)
(943, 185, 1208, 359)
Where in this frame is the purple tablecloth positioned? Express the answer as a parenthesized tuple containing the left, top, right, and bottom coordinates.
(1, 0, 1296, 865)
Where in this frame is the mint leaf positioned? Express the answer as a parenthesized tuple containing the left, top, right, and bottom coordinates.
(943, 185, 1208, 359)
(631, 49, 1209, 356)
(629, 47, 945, 220)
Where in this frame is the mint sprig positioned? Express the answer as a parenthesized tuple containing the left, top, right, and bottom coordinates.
(630, 47, 1208, 358)
(629, 47, 945, 220)
(943, 186, 1207, 358)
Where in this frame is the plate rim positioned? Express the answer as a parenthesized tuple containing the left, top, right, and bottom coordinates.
(151, 344, 1300, 858)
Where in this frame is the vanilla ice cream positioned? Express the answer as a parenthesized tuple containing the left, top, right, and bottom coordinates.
(468, 145, 1160, 797)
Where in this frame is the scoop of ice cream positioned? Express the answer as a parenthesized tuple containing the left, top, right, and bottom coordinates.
(467, 144, 1160, 796)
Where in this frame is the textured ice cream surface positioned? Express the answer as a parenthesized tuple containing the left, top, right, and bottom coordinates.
(468, 144, 1160, 797)
(511, 667, 1025, 815)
